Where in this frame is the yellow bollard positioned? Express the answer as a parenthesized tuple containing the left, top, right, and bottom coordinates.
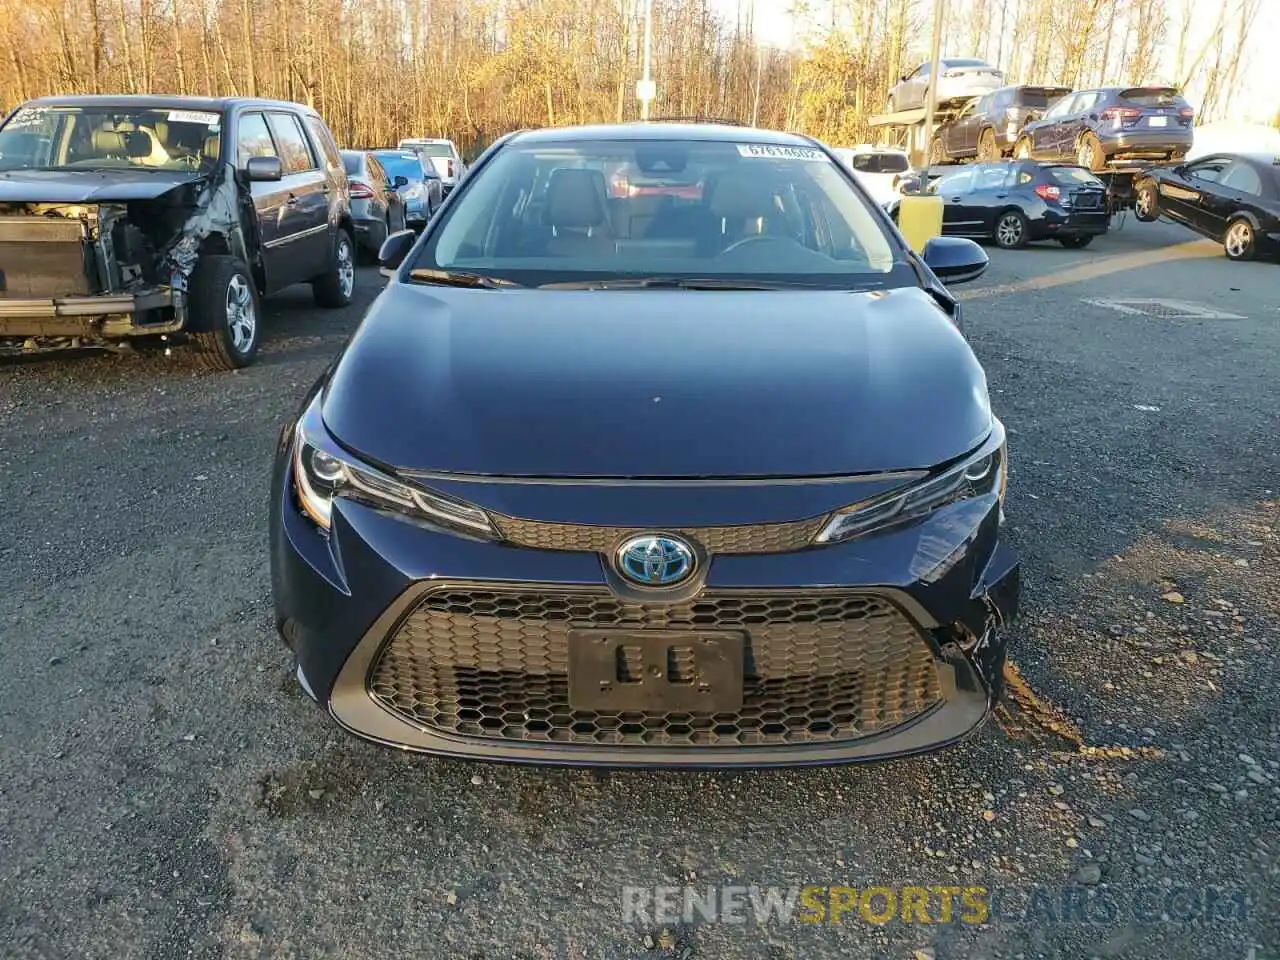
(895, 193, 944, 253)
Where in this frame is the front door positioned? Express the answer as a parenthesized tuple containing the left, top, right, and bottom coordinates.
(265, 111, 331, 286)
(236, 111, 292, 291)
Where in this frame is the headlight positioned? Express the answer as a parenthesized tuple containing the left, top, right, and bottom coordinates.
(815, 422, 1007, 545)
(290, 397, 498, 539)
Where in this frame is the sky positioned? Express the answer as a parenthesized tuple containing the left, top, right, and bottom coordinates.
(711, 0, 1277, 124)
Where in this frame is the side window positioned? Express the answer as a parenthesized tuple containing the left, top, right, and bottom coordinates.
(994, 90, 1012, 109)
(267, 112, 317, 174)
(306, 116, 343, 172)
(1066, 92, 1096, 115)
(912, 63, 930, 79)
(1219, 162, 1263, 195)
(235, 112, 276, 168)
(1188, 161, 1225, 183)
(934, 168, 975, 194)
(1043, 97, 1071, 120)
(975, 165, 1011, 190)
(974, 95, 992, 115)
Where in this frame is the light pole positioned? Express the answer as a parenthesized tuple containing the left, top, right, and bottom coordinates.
(920, 0, 946, 166)
(638, 0, 654, 120)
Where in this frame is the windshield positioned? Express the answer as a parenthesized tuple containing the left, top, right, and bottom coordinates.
(405, 142, 454, 159)
(374, 152, 426, 181)
(1016, 88, 1069, 107)
(414, 138, 902, 287)
(0, 104, 222, 172)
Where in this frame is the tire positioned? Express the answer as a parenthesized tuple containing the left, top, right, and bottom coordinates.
(929, 137, 946, 166)
(1223, 217, 1257, 261)
(188, 255, 260, 371)
(1076, 132, 1105, 171)
(1013, 137, 1032, 160)
(993, 209, 1030, 249)
(1058, 235, 1094, 249)
(1134, 182, 1159, 222)
(312, 228, 356, 308)
(977, 128, 999, 161)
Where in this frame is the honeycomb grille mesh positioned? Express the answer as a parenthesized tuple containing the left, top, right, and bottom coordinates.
(489, 513, 827, 555)
(367, 586, 943, 747)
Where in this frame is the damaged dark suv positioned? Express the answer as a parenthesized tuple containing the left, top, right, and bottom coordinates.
(0, 95, 356, 369)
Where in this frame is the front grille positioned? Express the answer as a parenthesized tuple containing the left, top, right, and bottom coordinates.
(490, 513, 827, 555)
(367, 585, 944, 747)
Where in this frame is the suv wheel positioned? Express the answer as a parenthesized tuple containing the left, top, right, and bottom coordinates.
(1077, 133, 1105, 171)
(994, 210, 1030, 249)
(1058, 235, 1094, 249)
(1013, 137, 1032, 159)
(313, 228, 356, 308)
(977, 129, 999, 161)
(929, 137, 946, 166)
(189, 256, 260, 371)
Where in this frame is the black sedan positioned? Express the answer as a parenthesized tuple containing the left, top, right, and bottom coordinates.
(1134, 152, 1280, 261)
(897, 160, 1110, 249)
(269, 123, 1020, 768)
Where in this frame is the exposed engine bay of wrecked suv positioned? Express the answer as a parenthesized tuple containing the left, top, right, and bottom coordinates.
(0, 96, 355, 370)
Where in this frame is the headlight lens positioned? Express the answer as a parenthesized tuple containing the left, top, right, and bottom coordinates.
(815, 422, 1007, 545)
(291, 397, 497, 538)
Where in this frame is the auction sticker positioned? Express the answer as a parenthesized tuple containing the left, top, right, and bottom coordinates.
(736, 143, 828, 161)
(168, 110, 220, 127)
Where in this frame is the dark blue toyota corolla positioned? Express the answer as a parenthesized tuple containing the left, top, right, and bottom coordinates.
(269, 122, 1020, 767)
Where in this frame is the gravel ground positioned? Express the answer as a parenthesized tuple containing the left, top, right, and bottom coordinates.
(1, 218, 1276, 960)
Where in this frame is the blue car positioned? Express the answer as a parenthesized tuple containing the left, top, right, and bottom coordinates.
(372, 149, 442, 228)
(269, 122, 1020, 768)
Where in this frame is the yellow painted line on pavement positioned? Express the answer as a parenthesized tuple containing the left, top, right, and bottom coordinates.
(956, 238, 1221, 301)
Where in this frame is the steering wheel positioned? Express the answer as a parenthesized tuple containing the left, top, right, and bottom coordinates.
(717, 234, 794, 256)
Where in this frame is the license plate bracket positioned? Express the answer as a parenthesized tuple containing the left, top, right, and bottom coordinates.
(567, 630, 745, 713)
(1148, 115, 1167, 126)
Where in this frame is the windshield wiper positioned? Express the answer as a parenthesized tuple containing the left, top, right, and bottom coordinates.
(539, 277, 789, 290)
(406, 268, 522, 288)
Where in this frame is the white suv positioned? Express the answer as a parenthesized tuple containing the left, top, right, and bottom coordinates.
(832, 145, 915, 208)
(398, 138, 466, 193)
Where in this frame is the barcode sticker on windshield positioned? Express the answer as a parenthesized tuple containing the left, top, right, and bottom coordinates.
(168, 110, 220, 127)
(736, 143, 829, 161)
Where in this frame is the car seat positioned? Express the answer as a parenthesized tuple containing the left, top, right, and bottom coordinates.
(542, 168, 615, 258)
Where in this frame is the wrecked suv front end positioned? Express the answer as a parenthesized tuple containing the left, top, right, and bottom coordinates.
(0, 180, 246, 356)
(0, 99, 263, 367)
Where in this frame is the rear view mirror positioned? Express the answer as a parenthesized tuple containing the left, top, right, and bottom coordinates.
(378, 228, 417, 276)
(245, 156, 283, 182)
(922, 236, 989, 285)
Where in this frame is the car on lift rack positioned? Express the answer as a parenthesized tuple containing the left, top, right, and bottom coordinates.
(1133, 152, 1280, 261)
(886, 58, 1005, 113)
(1013, 86, 1194, 171)
(931, 85, 1072, 164)
(0, 94, 356, 369)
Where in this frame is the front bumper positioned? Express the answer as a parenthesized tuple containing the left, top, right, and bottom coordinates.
(0, 288, 178, 338)
(270, 439, 1020, 768)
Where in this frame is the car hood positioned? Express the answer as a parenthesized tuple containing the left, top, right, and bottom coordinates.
(322, 283, 994, 479)
(0, 167, 206, 203)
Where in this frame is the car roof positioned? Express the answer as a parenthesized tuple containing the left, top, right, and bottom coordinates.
(507, 122, 819, 147)
(1197, 152, 1280, 165)
(14, 94, 317, 115)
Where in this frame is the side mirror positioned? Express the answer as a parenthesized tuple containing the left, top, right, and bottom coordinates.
(392, 175, 409, 188)
(245, 156, 283, 182)
(922, 236, 989, 285)
(378, 228, 416, 276)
